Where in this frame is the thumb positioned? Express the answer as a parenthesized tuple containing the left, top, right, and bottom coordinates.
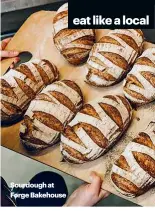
(98, 189, 111, 201)
(88, 171, 103, 196)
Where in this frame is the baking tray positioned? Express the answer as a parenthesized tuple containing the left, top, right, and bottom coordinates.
(1, 10, 155, 206)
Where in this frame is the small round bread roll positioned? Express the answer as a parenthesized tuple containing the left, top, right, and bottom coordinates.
(123, 48, 155, 105)
(60, 95, 132, 164)
(20, 80, 83, 152)
(111, 122, 155, 198)
(86, 29, 144, 87)
(53, 3, 95, 65)
(1, 59, 59, 124)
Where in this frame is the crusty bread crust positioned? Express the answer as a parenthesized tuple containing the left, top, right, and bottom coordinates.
(111, 122, 155, 198)
(1, 59, 59, 125)
(60, 95, 132, 164)
(86, 29, 144, 87)
(20, 80, 83, 152)
(53, 3, 95, 65)
(123, 48, 155, 105)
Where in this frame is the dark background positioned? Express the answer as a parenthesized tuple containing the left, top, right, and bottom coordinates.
(1, 0, 155, 43)
(68, 0, 155, 29)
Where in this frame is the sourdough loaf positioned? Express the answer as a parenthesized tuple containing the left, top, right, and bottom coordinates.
(1, 59, 59, 124)
(20, 80, 83, 152)
(60, 95, 132, 164)
(53, 3, 95, 65)
(86, 29, 144, 87)
(111, 122, 155, 198)
(123, 48, 155, 105)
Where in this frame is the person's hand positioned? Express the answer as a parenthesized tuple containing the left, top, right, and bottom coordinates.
(0, 38, 20, 68)
(64, 171, 110, 207)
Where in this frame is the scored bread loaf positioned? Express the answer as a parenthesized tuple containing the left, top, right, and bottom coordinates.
(53, 3, 95, 65)
(20, 80, 83, 152)
(123, 48, 155, 105)
(86, 29, 144, 87)
(111, 122, 155, 198)
(1, 59, 59, 124)
(60, 95, 132, 164)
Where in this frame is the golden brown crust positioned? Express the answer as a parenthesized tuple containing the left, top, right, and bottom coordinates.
(87, 68, 116, 82)
(141, 72, 155, 88)
(42, 59, 59, 80)
(99, 102, 123, 129)
(61, 143, 88, 163)
(14, 77, 36, 99)
(54, 29, 79, 42)
(100, 52, 129, 70)
(62, 80, 83, 100)
(1, 100, 21, 115)
(16, 64, 36, 82)
(34, 111, 64, 132)
(63, 121, 109, 150)
(116, 95, 132, 116)
(33, 63, 49, 85)
(75, 122, 108, 149)
(133, 132, 155, 150)
(111, 173, 142, 196)
(20, 112, 63, 151)
(113, 33, 139, 52)
(104, 95, 118, 103)
(115, 155, 131, 171)
(50, 91, 76, 113)
(136, 56, 155, 88)
(20, 117, 49, 146)
(136, 57, 155, 68)
(73, 35, 95, 45)
(100, 36, 121, 46)
(21, 115, 33, 136)
(61, 48, 89, 65)
(125, 74, 144, 89)
(0, 79, 17, 98)
(133, 152, 155, 178)
(63, 125, 84, 146)
(135, 29, 144, 38)
(53, 10, 68, 24)
(123, 87, 148, 102)
(90, 55, 106, 68)
(80, 104, 101, 120)
(35, 93, 56, 103)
